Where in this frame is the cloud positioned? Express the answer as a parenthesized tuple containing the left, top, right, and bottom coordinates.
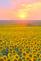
(0, 1, 41, 20)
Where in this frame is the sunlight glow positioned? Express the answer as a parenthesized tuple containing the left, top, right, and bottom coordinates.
(17, 10, 27, 20)
(16, 2, 41, 20)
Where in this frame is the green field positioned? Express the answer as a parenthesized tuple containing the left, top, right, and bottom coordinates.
(0, 25, 41, 61)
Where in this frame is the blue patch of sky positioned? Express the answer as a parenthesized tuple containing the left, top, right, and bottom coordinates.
(0, 0, 11, 8)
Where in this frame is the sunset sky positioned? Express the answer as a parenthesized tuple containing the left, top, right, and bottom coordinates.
(0, 0, 41, 20)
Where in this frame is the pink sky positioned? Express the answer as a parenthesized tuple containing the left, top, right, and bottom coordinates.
(0, 0, 41, 20)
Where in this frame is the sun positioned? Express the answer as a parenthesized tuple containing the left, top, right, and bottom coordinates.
(17, 8, 27, 20)
(19, 11, 26, 20)
(16, 3, 31, 20)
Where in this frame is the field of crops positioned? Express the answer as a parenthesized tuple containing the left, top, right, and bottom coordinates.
(0, 25, 41, 61)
